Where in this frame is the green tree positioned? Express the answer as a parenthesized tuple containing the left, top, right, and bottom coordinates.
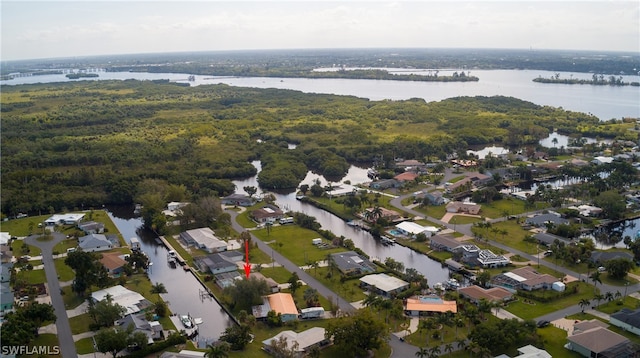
(223, 276, 269, 312)
(593, 190, 626, 220)
(87, 294, 127, 329)
(326, 309, 389, 357)
(205, 342, 231, 358)
(220, 324, 252, 351)
(150, 282, 168, 294)
(243, 186, 257, 199)
(94, 326, 130, 358)
(605, 257, 634, 279)
(579, 298, 591, 313)
(288, 272, 301, 295)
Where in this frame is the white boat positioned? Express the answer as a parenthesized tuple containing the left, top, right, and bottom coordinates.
(380, 236, 395, 245)
(445, 278, 460, 290)
(180, 315, 193, 329)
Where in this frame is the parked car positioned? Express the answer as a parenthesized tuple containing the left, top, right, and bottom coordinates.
(537, 320, 550, 328)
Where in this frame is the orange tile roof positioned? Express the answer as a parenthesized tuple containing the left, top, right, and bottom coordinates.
(267, 293, 298, 315)
(405, 296, 457, 313)
(99, 252, 126, 271)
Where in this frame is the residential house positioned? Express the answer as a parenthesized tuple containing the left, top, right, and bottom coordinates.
(116, 313, 163, 344)
(160, 351, 205, 358)
(394, 171, 419, 183)
(363, 207, 403, 223)
(262, 327, 330, 358)
(369, 179, 401, 190)
(1, 264, 11, 283)
(77, 221, 105, 234)
(99, 252, 127, 276)
(252, 272, 280, 293)
(250, 205, 285, 224)
(0, 245, 12, 264)
(329, 251, 376, 276)
(45, 213, 85, 226)
(91, 285, 152, 315)
(592, 156, 615, 165)
(221, 194, 256, 207)
(0, 233, 10, 246)
(414, 189, 446, 205)
(525, 213, 569, 228)
(404, 295, 457, 316)
(326, 184, 358, 197)
(395, 159, 426, 171)
(458, 285, 514, 304)
(575, 205, 603, 217)
(457, 245, 481, 264)
(495, 345, 551, 358)
(429, 234, 461, 253)
(163, 202, 189, 217)
(476, 250, 511, 268)
(395, 221, 438, 238)
(533, 232, 571, 246)
(359, 273, 409, 298)
(491, 267, 559, 291)
(252, 293, 298, 322)
(213, 271, 242, 289)
(610, 308, 640, 336)
(466, 172, 493, 186)
(1, 281, 13, 312)
(193, 253, 238, 274)
(590, 251, 634, 265)
(566, 321, 634, 358)
(446, 201, 481, 215)
(180, 228, 227, 253)
(78, 234, 113, 253)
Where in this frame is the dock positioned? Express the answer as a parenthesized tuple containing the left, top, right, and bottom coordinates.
(158, 236, 187, 265)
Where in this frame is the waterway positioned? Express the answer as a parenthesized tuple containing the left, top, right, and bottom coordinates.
(233, 161, 452, 285)
(107, 206, 233, 345)
(2, 69, 638, 121)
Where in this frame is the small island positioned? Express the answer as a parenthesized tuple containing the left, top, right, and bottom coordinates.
(65, 73, 99, 79)
(533, 73, 639, 86)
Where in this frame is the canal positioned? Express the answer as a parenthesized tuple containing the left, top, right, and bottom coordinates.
(107, 206, 233, 346)
(232, 161, 452, 285)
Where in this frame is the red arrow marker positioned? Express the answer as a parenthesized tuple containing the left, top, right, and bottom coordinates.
(244, 239, 251, 278)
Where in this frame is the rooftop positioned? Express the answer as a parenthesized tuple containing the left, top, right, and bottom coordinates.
(360, 273, 409, 293)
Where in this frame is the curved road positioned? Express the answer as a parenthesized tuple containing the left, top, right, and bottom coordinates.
(25, 233, 77, 358)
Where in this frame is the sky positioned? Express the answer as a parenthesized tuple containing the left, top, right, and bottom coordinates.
(1, 1, 639, 61)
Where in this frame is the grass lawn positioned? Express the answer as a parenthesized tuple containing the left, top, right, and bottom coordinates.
(11, 239, 42, 257)
(395, 237, 433, 257)
(18, 268, 47, 284)
(163, 235, 196, 267)
(54, 258, 75, 282)
(69, 313, 92, 334)
(1, 215, 51, 236)
(536, 325, 582, 358)
(248, 244, 273, 265)
(259, 266, 294, 284)
(252, 226, 347, 266)
(61, 285, 85, 309)
(311, 267, 367, 302)
(405, 318, 470, 349)
(53, 238, 79, 254)
(29, 333, 61, 357)
(449, 215, 482, 225)
(413, 205, 448, 221)
(477, 197, 531, 218)
(595, 296, 640, 314)
(75, 337, 96, 354)
(473, 220, 537, 255)
(504, 282, 594, 320)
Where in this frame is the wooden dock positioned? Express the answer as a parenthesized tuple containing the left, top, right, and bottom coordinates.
(158, 236, 187, 265)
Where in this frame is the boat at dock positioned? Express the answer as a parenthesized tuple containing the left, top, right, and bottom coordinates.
(380, 236, 395, 245)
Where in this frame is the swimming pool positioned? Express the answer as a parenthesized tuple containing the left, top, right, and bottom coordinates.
(388, 229, 403, 236)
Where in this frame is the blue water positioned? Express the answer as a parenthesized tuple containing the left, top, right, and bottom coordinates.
(388, 229, 403, 236)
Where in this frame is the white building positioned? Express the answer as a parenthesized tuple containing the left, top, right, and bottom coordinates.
(262, 327, 329, 357)
(180, 228, 227, 253)
(91, 285, 151, 315)
(395, 221, 438, 238)
(359, 273, 409, 298)
(44, 213, 85, 226)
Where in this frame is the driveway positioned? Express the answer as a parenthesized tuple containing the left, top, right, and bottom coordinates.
(25, 233, 78, 358)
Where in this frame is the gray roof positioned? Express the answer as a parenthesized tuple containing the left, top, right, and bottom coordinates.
(329, 251, 376, 274)
(78, 234, 112, 249)
(590, 251, 634, 263)
(1, 281, 13, 305)
(533, 232, 571, 246)
(610, 308, 640, 329)
(525, 213, 569, 227)
(196, 253, 237, 271)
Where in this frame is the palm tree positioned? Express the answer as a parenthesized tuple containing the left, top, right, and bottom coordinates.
(150, 282, 168, 294)
(454, 317, 465, 339)
(615, 290, 622, 302)
(579, 298, 591, 313)
(204, 342, 230, 358)
(594, 293, 604, 308)
(420, 318, 437, 346)
(415, 347, 429, 358)
(605, 291, 614, 303)
(589, 271, 602, 294)
(444, 343, 454, 355)
(429, 346, 441, 357)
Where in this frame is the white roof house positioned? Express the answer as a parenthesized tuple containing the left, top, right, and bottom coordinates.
(359, 273, 409, 298)
(180, 228, 227, 253)
(45, 213, 85, 226)
(0, 233, 10, 245)
(262, 327, 328, 356)
(592, 156, 614, 165)
(91, 285, 149, 315)
(395, 221, 438, 237)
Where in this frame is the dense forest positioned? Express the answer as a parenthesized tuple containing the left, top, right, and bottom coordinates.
(0, 79, 633, 216)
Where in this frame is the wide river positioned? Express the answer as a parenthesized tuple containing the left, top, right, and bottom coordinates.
(2, 68, 638, 120)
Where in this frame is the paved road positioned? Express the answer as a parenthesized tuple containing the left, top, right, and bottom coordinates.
(25, 233, 78, 358)
(227, 210, 356, 315)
